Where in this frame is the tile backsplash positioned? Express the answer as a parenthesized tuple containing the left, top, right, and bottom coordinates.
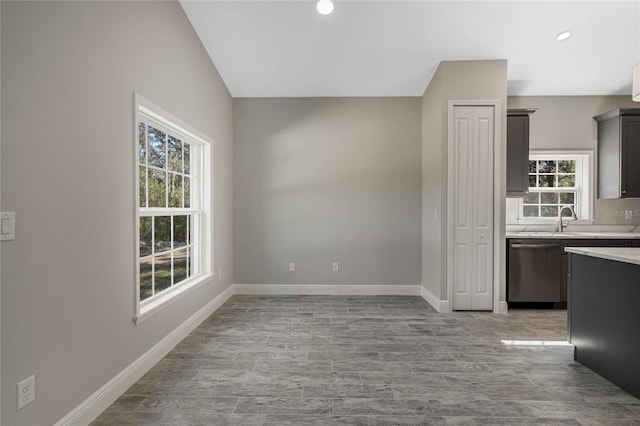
(505, 197, 640, 226)
(594, 198, 640, 225)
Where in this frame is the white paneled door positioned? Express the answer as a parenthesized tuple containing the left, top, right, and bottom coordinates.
(451, 105, 494, 311)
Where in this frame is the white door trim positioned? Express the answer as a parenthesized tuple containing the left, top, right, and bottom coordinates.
(447, 100, 502, 313)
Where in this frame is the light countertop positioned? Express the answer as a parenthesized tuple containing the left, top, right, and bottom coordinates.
(506, 232, 640, 239)
(565, 247, 640, 266)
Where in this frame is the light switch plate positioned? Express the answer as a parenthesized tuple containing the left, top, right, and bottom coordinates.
(1, 212, 16, 241)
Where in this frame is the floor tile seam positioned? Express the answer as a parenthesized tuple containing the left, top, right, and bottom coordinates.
(621, 403, 640, 418)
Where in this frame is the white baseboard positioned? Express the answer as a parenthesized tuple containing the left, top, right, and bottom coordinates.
(420, 286, 450, 313)
(233, 284, 421, 296)
(55, 285, 234, 426)
(495, 301, 509, 314)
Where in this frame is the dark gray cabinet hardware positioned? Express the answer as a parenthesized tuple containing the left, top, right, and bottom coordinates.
(511, 243, 560, 249)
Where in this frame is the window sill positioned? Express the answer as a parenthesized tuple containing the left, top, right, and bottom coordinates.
(134, 273, 213, 325)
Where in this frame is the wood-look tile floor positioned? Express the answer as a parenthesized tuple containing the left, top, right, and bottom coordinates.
(91, 295, 640, 425)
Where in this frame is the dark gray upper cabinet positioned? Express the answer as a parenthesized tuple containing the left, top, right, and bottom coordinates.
(595, 109, 640, 199)
(507, 109, 535, 197)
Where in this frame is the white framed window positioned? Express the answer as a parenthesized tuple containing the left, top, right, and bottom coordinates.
(518, 151, 593, 222)
(134, 94, 212, 324)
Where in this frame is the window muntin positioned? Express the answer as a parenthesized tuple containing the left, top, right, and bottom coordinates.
(137, 121, 200, 302)
(517, 151, 593, 222)
(523, 159, 578, 218)
(134, 94, 212, 323)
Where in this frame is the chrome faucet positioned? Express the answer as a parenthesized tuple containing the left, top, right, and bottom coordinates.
(558, 205, 577, 232)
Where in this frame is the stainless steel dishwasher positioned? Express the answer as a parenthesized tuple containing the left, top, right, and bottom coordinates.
(508, 239, 563, 304)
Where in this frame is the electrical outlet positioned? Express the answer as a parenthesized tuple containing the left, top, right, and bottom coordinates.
(288, 262, 295, 272)
(332, 262, 339, 272)
(17, 375, 35, 410)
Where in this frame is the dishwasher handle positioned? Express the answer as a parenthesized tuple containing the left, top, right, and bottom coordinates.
(511, 243, 561, 249)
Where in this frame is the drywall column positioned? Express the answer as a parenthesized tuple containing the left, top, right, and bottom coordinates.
(421, 60, 508, 312)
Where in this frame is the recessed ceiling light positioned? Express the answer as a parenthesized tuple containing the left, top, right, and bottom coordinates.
(556, 30, 573, 42)
(316, 0, 334, 15)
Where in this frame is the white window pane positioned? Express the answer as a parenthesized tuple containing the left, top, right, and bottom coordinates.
(140, 217, 152, 257)
(173, 248, 188, 284)
(184, 177, 191, 208)
(148, 169, 167, 208)
(560, 192, 575, 204)
(139, 166, 147, 208)
(168, 173, 182, 208)
(538, 160, 556, 173)
(538, 175, 556, 188)
(138, 122, 147, 164)
(154, 253, 172, 292)
(558, 160, 575, 173)
(174, 215, 188, 249)
(140, 258, 153, 301)
(168, 135, 183, 173)
(147, 126, 166, 169)
(541, 206, 559, 217)
(184, 143, 191, 175)
(558, 175, 575, 187)
(154, 216, 171, 253)
(523, 192, 539, 204)
(540, 192, 558, 204)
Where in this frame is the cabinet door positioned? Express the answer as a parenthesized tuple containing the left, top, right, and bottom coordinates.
(621, 116, 640, 198)
(506, 115, 529, 196)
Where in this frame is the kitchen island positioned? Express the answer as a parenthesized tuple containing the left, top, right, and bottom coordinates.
(565, 247, 640, 399)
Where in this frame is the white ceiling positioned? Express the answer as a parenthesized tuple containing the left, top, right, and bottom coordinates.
(180, 1, 640, 98)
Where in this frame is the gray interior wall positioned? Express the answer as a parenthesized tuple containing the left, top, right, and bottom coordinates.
(422, 60, 508, 302)
(0, 3, 3, 422)
(421, 69, 444, 299)
(233, 98, 421, 286)
(508, 96, 640, 224)
(508, 96, 638, 150)
(1, 2, 233, 425)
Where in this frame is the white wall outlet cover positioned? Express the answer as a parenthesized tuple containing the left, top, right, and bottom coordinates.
(17, 375, 35, 410)
(288, 262, 295, 272)
(1, 211, 16, 241)
(332, 262, 339, 272)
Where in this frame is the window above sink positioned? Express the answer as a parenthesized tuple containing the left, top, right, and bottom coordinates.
(509, 150, 593, 225)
